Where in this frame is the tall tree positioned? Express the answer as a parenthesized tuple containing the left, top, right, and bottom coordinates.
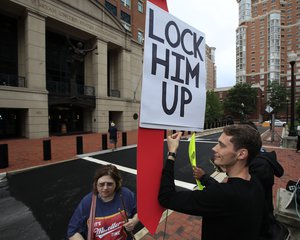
(223, 82, 257, 121)
(205, 90, 223, 122)
(267, 81, 287, 114)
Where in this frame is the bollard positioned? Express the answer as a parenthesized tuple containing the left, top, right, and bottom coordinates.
(102, 134, 107, 150)
(76, 136, 83, 155)
(0, 144, 8, 169)
(43, 139, 51, 161)
(122, 132, 127, 146)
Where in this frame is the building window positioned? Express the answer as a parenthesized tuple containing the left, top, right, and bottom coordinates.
(137, 31, 144, 43)
(121, 11, 131, 24)
(138, 1, 143, 13)
(121, 0, 131, 8)
(0, 14, 18, 78)
(105, 1, 117, 16)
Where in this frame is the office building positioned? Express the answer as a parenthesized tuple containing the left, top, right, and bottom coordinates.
(0, 0, 145, 139)
(0, 0, 216, 140)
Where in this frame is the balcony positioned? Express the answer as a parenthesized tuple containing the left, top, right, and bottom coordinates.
(47, 81, 96, 108)
(47, 81, 95, 97)
(109, 89, 120, 98)
(0, 73, 25, 87)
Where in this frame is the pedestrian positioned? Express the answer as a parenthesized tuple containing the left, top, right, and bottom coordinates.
(159, 125, 268, 240)
(108, 122, 118, 150)
(67, 164, 139, 240)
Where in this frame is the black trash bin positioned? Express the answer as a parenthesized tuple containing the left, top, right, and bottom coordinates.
(102, 134, 107, 150)
(43, 140, 51, 161)
(122, 132, 127, 146)
(0, 144, 8, 169)
(76, 136, 83, 154)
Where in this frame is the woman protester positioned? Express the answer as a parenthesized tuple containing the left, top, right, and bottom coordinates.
(67, 164, 138, 240)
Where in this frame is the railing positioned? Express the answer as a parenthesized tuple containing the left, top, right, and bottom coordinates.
(47, 81, 69, 95)
(0, 73, 25, 87)
(46, 81, 95, 96)
(203, 120, 233, 130)
(110, 89, 120, 98)
(84, 86, 95, 96)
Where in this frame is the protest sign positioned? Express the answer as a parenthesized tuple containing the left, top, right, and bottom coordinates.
(140, 1, 206, 131)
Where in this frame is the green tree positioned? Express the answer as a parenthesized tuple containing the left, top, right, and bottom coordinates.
(205, 90, 223, 122)
(223, 82, 257, 121)
(267, 81, 287, 114)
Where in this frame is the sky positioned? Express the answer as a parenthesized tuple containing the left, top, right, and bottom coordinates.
(166, 0, 239, 88)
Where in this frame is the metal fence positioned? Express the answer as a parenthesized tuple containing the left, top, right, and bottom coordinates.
(0, 73, 25, 87)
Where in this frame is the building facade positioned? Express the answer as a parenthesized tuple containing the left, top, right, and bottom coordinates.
(236, 0, 300, 113)
(0, 0, 145, 139)
(206, 46, 217, 90)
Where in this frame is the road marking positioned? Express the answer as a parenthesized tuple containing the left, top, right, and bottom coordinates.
(83, 156, 137, 175)
(82, 156, 195, 190)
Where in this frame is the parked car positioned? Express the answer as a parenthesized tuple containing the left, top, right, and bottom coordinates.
(268, 119, 287, 127)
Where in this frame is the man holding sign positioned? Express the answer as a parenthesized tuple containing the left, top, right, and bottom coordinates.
(159, 125, 268, 240)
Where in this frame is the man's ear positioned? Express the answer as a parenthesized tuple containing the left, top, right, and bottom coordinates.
(237, 149, 248, 160)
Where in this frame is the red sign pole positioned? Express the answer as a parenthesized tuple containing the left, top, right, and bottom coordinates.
(137, 0, 169, 235)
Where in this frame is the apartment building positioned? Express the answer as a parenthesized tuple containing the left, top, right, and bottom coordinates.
(236, 0, 300, 115)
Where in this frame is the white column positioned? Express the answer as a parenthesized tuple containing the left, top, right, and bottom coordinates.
(25, 11, 46, 89)
(24, 10, 49, 138)
(93, 39, 109, 132)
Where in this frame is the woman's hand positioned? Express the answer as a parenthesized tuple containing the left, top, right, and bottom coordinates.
(123, 214, 138, 232)
(193, 166, 205, 180)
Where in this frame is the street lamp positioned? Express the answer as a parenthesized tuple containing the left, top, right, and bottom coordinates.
(286, 98, 289, 124)
(288, 51, 297, 136)
(240, 102, 245, 123)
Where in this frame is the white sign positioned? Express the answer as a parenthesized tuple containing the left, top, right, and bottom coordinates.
(265, 105, 274, 113)
(140, 2, 207, 131)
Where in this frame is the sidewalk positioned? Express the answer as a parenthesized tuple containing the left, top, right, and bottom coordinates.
(0, 127, 299, 240)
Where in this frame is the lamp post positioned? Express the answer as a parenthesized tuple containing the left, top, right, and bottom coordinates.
(288, 51, 297, 136)
(286, 99, 289, 124)
(240, 102, 244, 123)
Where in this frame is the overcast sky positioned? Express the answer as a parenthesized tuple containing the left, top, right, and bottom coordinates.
(166, 0, 239, 88)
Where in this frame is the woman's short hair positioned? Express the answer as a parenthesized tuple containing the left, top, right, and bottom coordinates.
(223, 124, 262, 165)
(92, 164, 122, 194)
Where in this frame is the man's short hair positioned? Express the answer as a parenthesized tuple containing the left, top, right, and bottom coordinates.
(223, 124, 262, 165)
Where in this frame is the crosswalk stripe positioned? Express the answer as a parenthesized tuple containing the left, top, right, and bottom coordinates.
(82, 156, 195, 190)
